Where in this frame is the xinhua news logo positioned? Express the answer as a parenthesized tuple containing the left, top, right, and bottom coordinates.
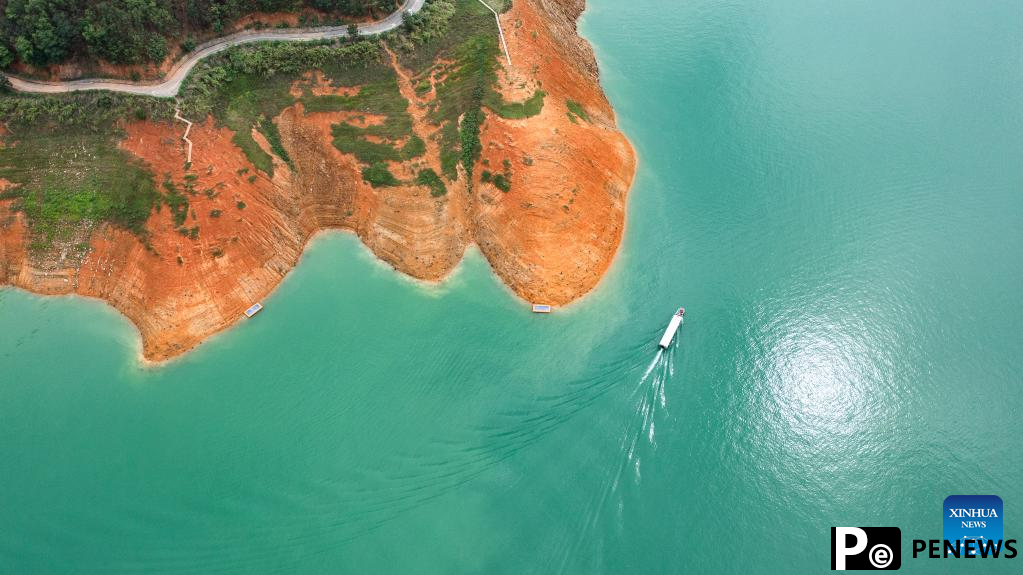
(943, 495, 1002, 556)
(831, 527, 901, 570)
(911, 494, 1017, 559)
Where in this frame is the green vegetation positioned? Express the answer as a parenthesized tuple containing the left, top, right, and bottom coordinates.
(308, 74, 420, 165)
(416, 168, 447, 197)
(487, 89, 546, 119)
(162, 178, 190, 227)
(259, 117, 292, 168)
(332, 123, 402, 163)
(0, 132, 159, 249)
(480, 158, 512, 192)
(401, 134, 426, 160)
(492, 172, 510, 192)
(361, 161, 400, 187)
(566, 100, 590, 123)
(0, 91, 174, 131)
(391, 0, 520, 185)
(236, 200, 247, 210)
(206, 73, 294, 176)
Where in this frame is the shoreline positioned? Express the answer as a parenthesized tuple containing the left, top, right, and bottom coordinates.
(0, 0, 637, 364)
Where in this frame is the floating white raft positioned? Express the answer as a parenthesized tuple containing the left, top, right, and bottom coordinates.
(244, 303, 263, 318)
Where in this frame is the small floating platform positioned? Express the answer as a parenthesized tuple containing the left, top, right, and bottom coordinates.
(244, 303, 264, 318)
(532, 304, 552, 314)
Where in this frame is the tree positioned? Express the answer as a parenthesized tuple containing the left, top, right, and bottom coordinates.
(81, 1, 174, 65)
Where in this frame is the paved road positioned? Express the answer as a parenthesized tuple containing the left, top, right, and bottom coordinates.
(5, 0, 426, 98)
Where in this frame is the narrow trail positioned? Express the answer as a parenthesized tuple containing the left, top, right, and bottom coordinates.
(4, 0, 427, 98)
(174, 106, 195, 164)
(477, 1, 513, 67)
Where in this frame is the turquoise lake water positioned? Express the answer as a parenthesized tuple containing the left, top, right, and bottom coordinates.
(2, 0, 1022, 572)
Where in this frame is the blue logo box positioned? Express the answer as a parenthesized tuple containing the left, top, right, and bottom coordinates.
(943, 495, 1003, 556)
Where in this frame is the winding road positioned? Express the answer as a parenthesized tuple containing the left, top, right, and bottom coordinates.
(5, 0, 426, 98)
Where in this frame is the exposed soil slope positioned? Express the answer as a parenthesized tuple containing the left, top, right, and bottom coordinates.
(0, 0, 635, 362)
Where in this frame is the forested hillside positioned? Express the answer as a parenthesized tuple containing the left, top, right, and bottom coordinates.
(0, 0, 398, 68)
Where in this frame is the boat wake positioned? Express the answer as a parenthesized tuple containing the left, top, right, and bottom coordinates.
(606, 344, 674, 501)
(557, 341, 679, 573)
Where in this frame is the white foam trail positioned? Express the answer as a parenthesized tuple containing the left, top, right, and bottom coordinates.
(559, 340, 682, 568)
(631, 349, 662, 396)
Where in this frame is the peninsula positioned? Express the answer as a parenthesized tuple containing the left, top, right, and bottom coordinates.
(0, 0, 635, 361)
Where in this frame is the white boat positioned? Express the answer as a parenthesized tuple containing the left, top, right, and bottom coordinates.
(658, 307, 685, 349)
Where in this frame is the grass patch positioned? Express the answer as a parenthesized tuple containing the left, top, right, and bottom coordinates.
(303, 77, 412, 138)
(401, 134, 426, 160)
(417, 168, 448, 197)
(487, 90, 546, 119)
(361, 162, 401, 187)
(332, 123, 403, 164)
(306, 74, 419, 166)
(258, 117, 292, 168)
(0, 132, 159, 247)
(567, 100, 590, 123)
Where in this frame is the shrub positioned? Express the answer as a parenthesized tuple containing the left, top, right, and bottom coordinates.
(416, 168, 447, 197)
(361, 162, 400, 187)
(493, 173, 511, 193)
